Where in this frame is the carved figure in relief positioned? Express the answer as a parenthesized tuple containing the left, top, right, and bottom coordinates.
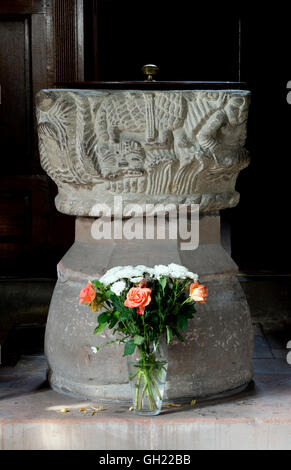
(94, 92, 186, 148)
(37, 93, 78, 183)
(165, 94, 250, 194)
(180, 95, 250, 191)
(93, 92, 186, 184)
(177, 92, 225, 149)
(36, 89, 251, 211)
(196, 95, 249, 167)
(37, 93, 71, 152)
(167, 93, 225, 194)
(37, 92, 100, 184)
(98, 141, 145, 179)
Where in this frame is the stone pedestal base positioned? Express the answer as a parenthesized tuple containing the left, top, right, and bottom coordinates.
(45, 215, 253, 401)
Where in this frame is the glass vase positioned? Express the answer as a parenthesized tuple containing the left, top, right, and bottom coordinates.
(127, 341, 168, 416)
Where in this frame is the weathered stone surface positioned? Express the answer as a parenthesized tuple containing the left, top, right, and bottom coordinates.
(36, 89, 250, 215)
(45, 274, 253, 401)
(44, 215, 253, 401)
(37, 86, 254, 402)
(1, 331, 290, 450)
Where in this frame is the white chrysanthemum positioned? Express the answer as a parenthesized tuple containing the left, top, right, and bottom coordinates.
(166, 263, 198, 281)
(133, 265, 148, 273)
(100, 265, 138, 285)
(145, 268, 155, 277)
(132, 265, 155, 277)
(99, 266, 127, 285)
(91, 347, 98, 354)
(168, 263, 189, 279)
(186, 271, 199, 282)
(100, 265, 154, 285)
(100, 264, 197, 285)
(153, 264, 170, 279)
(130, 276, 143, 283)
(110, 280, 127, 296)
(102, 266, 123, 276)
(117, 266, 142, 279)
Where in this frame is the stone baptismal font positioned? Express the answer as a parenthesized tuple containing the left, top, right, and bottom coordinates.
(36, 69, 253, 401)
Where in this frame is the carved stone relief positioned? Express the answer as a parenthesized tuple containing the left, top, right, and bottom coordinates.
(36, 89, 251, 215)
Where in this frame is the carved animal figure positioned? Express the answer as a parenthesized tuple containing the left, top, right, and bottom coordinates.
(98, 141, 145, 179)
(94, 91, 186, 147)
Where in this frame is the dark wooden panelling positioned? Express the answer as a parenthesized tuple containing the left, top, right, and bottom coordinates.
(53, 0, 84, 82)
(0, 0, 45, 15)
(0, 176, 49, 257)
(0, 1, 82, 278)
(76, 0, 85, 80)
(31, 12, 50, 171)
(0, 176, 74, 276)
(0, 18, 32, 172)
(0, 193, 30, 241)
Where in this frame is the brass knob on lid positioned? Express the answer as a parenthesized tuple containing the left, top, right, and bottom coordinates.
(142, 64, 159, 81)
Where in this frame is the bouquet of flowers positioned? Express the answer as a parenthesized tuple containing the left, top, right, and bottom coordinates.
(79, 264, 208, 415)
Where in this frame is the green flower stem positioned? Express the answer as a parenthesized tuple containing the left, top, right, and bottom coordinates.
(129, 370, 139, 381)
(149, 374, 162, 401)
(135, 371, 142, 409)
(135, 368, 158, 412)
(144, 370, 157, 411)
(138, 380, 147, 410)
(137, 345, 146, 363)
(142, 315, 146, 341)
(132, 346, 166, 412)
(147, 384, 157, 411)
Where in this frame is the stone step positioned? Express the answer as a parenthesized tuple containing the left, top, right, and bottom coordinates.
(0, 352, 291, 450)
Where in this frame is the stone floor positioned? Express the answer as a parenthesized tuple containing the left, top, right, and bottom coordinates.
(0, 322, 291, 450)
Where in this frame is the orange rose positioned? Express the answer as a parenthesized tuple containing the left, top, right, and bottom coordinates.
(124, 287, 152, 315)
(79, 282, 96, 305)
(189, 282, 208, 304)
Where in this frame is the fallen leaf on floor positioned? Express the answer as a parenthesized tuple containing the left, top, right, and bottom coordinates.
(91, 406, 104, 412)
(164, 403, 182, 408)
(190, 399, 196, 406)
(96, 406, 104, 412)
(129, 406, 134, 411)
(58, 408, 69, 413)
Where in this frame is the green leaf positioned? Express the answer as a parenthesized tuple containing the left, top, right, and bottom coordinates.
(159, 277, 167, 292)
(110, 293, 132, 320)
(166, 325, 173, 344)
(123, 339, 136, 356)
(109, 311, 120, 329)
(133, 335, 144, 346)
(177, 315, 188, 331)
(104, 290, 114, 299)
(94, 323, 107, 335)
(91, 280, 104, 289)
(155, 291, 161, 303)
(97, 312, 111, 324)
(119, 311, 131, 322)
(173, 327, 185, 342)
